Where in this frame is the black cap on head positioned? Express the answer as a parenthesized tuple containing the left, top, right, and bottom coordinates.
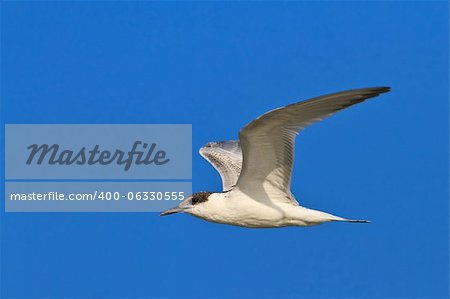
(191, 191, 212, 205)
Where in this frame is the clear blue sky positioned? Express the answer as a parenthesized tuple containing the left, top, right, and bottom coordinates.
(1, 2, 448, 298)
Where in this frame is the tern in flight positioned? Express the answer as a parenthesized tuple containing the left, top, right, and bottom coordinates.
(161, 87, 390, 228)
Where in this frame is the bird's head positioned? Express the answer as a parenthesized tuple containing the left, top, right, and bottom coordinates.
(160, 191, 212, 217)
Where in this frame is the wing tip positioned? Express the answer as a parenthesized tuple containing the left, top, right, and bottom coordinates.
(351, 86, 390, 96)
(343, 86, 391, 107)
(366, 86, 391, 94)
(359, 86, 391, 97)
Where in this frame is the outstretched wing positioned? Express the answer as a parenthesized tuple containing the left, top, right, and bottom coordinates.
(199, 140, 242, 191)
(236, 87, 390, 205)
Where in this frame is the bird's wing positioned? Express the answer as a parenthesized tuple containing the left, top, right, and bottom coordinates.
(199, 140, 243, 191)
(235, 87, 390, 205)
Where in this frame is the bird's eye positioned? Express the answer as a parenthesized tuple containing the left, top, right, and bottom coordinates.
(191, 197, 199, 205)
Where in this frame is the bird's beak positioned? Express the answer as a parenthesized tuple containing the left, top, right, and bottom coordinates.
(160, 206, 184, 216)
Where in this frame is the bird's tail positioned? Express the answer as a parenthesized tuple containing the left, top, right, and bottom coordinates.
(342, 219, 370, 223)
(326, 213, 370, 223)
(312, 210, 370, 224)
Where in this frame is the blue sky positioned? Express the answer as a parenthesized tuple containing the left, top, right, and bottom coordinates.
(1, 1, 448, 298)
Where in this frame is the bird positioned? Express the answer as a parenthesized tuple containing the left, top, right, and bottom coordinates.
(160, 87, 390, 228)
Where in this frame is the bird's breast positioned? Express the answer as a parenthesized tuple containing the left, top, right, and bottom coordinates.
(193, 192, 299, 228)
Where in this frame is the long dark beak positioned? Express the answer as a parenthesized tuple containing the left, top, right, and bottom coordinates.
(160, 206, 184, 216)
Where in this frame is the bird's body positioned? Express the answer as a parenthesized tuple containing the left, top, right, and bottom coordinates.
(190, 190, 346, 228)
(161, 87, 390, 228)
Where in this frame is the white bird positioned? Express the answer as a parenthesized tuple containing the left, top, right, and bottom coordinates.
(161, 87, 390, 228)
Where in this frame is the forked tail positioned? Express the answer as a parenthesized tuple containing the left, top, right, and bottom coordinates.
(343, 219, 370, 223)
(329, 214, 370, 223)
(305, 209, 370, 224)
